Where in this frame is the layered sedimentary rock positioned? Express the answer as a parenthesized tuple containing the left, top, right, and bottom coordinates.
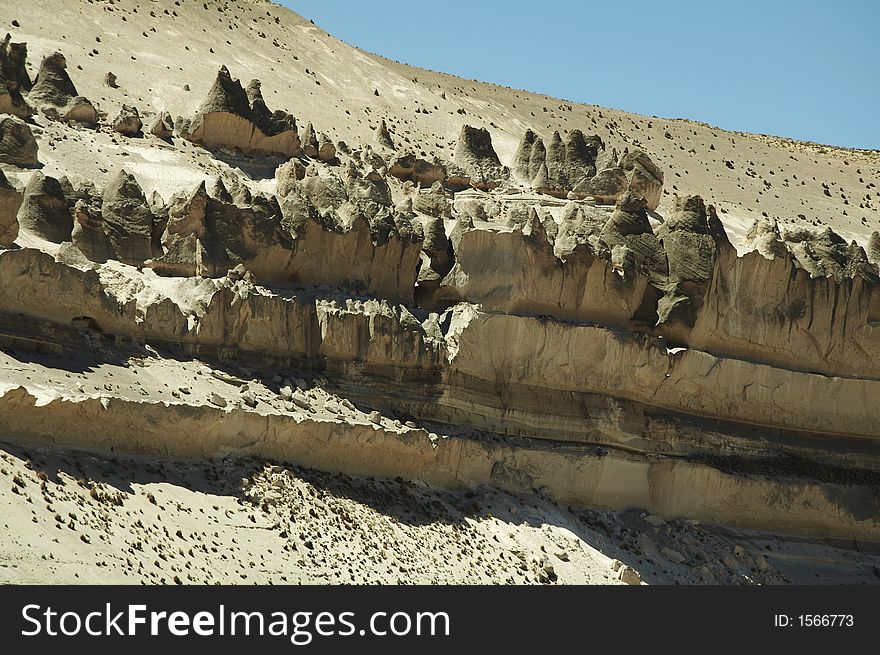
(27, 52, 98, 126)
(0, 33, 32, 118)
(180, 66, 299, 157)
(2, 234, 880, 539)
(453, 125, 509, 189)
(435, 210, 651, 325)
(687, 224, 880, 378)
(0, 115, 39, 167)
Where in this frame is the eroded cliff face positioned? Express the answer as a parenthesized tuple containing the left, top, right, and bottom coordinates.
(1, 32, 879, 545)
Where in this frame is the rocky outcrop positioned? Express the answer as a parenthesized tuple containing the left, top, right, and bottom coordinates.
(0, 34, 33, 118)
(275, 158, 306, 198)
(0, 169, 21, 247)
(2, 242, 880, 540)
(180, 66, 299, 157)
(156, 174, 422, 303)
(149, 111, 174, 140)
(574, 166, 629, 204)
(652, 195, 732, 334)
(111, 104, 142, 137)
(101, 169, 155, 265)
(0, 115, 39, 167)
(620, 150, 664, 210)
(512, 129, 662, 207)
(388, 153, 446, 186)
(16, 172, 72, 243)
(453, 125, 509, 189)
(27, 52, 98, 126)
(70, 199, 113, 263)
(435, 211, 651, 325)
(599, 191, 666, 279)
(687, 223, 880, 378)
(300, 123, 336, 163)
(374, 119, 395, 150)
(514, 129, 601, 195)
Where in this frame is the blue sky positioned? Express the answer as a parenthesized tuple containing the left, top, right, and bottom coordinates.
(281, 0, 879, 150)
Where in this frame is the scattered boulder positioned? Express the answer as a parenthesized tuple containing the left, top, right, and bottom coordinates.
(0, 115, 39, 167)
(179, 66, 299, 157)
(149, 111, 174, 140)
(103, 72, 117, 88)
(16, 172, 72, 243)
(111, 104, 142, 137)
(27, 52, 98, 126)
(0, 168, 22, 246)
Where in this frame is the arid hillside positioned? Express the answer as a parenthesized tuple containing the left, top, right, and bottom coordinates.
(1, 0, 879, 585)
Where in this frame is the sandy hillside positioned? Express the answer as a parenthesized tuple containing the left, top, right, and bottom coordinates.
(0, 0, 876, 243)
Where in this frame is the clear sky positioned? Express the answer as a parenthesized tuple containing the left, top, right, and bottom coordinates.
(281, 0, 879, 150)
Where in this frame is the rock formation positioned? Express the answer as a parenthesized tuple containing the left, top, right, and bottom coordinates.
(374, 119, 395, 149)
(149, 111, 174, 140)
(155, 170, 422, 303)
(100, 169, 155, 264)
(388, 153, 446, 186)
(1, 0, 879, 569)
(70, 199, 113, 263)
(0, 33, 32, 118)
(453, 125, 509, 189)
(512, 129, 662, 207)
(620, 149, 664, 210)
(111, 104, 143, 136)
(0, 168, 21, 246)
(514, 129, 602, 195)
(16, 172, 72, 243)
(180, 66, 299, 157)
(27, 52, 98, 126)
(0, 115, 39, 167)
